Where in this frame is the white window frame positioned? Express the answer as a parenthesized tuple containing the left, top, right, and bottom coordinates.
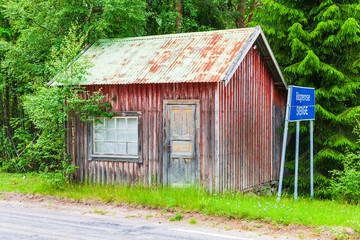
(89, 112, 142, 162)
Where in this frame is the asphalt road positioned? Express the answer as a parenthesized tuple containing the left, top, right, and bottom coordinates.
(0, 202, 290, 240)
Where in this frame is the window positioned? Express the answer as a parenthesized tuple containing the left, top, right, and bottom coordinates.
(90, 113, 141, 162)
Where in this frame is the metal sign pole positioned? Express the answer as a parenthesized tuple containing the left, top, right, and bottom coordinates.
(277, 87, 291, 201)
(277, 119, 288, 201)
(310, 120, 314, 198)
(294, 121, 300, 201)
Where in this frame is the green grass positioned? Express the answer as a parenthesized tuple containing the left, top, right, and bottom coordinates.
(170, 213, 183, 221)
(189, 218, 197, 224)
(1, 172, 360, 231)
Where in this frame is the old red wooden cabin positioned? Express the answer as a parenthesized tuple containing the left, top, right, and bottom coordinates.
(68, 26, 287, 192)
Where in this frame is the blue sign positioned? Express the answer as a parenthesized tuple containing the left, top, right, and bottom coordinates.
(288, 86, 315, 121)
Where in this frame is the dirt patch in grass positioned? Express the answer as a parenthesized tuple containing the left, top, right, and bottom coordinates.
(0, 191, 358, 240)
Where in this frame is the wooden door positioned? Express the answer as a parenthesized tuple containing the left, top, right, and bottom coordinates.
(163, 101, 199, 187)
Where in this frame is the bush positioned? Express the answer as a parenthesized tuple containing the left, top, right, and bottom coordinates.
(330, 151, 360, 203)
(331, 115, 360, 203)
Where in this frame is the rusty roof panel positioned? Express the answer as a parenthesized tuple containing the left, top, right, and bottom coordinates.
(78, 28, 255, 85)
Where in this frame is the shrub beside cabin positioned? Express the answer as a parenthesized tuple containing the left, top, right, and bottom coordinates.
(66, 26, 287, 192)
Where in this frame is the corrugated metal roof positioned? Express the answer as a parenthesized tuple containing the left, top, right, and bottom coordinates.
(68, 26, 287, 88)
(77, 28, 255, 85)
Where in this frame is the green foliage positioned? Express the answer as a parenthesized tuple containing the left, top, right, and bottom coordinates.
(189, 218, 197, 224)
(0, 0, 146, 173)
(331, 115, 360, 203)
(2, 26, 112, 176)
(331, 150, 360, 203)
(253, 0, 360, 198)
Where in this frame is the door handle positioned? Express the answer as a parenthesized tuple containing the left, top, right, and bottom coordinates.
(167, 143, 171, 152)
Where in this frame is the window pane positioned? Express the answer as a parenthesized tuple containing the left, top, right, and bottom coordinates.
(107, 118, 115, 129)
(95, 142, 104, 153)
(116, 118, 126, 129)
(116, 143, 127, 154)
(105, 130, 115, 141)
(105, 142, 115, 153)
(94, 119, 105, 129)
(95, 130, 104, 141)
(128, 143, 138, 155)
(127, 131, 138, 141)
(128, 118, 137, 130)
(93, 116, 139, 157)
(116, 131, 127, 141)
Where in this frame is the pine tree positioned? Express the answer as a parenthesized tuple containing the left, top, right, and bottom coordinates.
(253, 0, 360, 197)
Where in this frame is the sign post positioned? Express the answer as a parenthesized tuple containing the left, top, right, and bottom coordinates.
(277, 86, 315, 201)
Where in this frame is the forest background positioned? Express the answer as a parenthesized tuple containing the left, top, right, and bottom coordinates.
(0, 0, 359, 201)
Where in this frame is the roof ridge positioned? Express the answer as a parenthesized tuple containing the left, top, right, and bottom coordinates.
(97, 28, 255, 43)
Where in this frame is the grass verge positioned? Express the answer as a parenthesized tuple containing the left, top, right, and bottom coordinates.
(0, 172, 359, 231)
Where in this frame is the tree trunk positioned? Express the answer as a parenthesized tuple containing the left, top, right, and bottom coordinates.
(235, 0, 246, 28)
(175, 0, 182, 32)
(4, 79, 12, 136)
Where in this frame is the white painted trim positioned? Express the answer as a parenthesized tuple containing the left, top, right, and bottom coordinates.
(258, 28, 288, 89)
(223, 27, 261, 86)
(223, 26, 288, 90)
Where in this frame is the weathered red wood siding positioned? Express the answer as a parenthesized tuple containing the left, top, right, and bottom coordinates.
(69, 83, 217, 188)
(218, 46, 286, 191)
(67, 47, 286, 191)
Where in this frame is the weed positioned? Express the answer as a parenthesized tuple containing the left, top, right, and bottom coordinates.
(330, 228, 350, 240)
(224, 224, 231, 230)
(175, 213, 183, 221)
(146, 214, 153, 219)
(256, 224, 263, 228)
(151, 174, 157, 185)
(170, 213, 183, 222)
(125, 215, 136, 218)
(92, 208, 108, 215)
(189, 219, 197, 224)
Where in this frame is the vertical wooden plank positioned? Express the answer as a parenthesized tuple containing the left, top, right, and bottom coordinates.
(234, 71, 238, 191)
(214, 82, 220, 192)
(156, 84, 162, 185)
(201, 83, 207, 188)
(241, 60, 246, 190)
(253, 48, 258, 186)
(221, 82, 225, 192)
(235, 68, 239, 191)
(260, 50, 264, 184)
(208, 83, 214, 192)
(152, 84, 158, 185)
(148, 83, 153, 185)
(224, 82, 227, 191)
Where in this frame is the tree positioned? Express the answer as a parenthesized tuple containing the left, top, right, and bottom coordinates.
(21, 27, 112, 173)
(218, 0, 262, 28)
(0, 0, 147, 171)
(145, 0, 206, 35)
(252, 0, 360, 197)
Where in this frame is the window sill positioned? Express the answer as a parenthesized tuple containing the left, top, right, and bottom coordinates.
(89, 155, 141, 163)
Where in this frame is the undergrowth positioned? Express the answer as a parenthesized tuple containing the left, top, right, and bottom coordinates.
(0, 172, 359, 231)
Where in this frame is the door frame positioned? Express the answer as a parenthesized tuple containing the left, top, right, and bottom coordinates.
(162, 99, 200, 186)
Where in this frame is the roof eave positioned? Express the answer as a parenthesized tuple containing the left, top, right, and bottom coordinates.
(222, 26, 288, 90)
